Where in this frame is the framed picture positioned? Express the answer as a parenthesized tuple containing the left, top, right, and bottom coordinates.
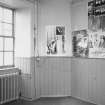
(72, 30, 89, 57)
(46, 25, 66, 55)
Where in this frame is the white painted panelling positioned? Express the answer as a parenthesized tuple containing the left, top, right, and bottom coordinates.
(15, 57, 31, 74)
(71, 0, 105, 105)
(20, 74, 32, 99)
(88, 60, 105, 105)
(71, 58, 105, 105)
(15, 56, 105, 105)
(35, 57, 71, 97)
(15, 57, 71, 99)
(15, 57, 35, 100)
(71, 58, 89, 101)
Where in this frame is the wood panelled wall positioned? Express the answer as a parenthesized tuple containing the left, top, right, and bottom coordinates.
(15, 57, 35, 100)
(35, 57, 71, 97)
(15, 57, 71, 100)
(71, 58, 105, 105)
(16, 56, 105, 105)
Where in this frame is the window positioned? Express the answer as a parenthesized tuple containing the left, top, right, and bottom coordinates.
(0, 6, 14, 67)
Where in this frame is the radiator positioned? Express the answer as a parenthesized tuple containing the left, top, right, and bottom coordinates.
(0, 72, 19, 104)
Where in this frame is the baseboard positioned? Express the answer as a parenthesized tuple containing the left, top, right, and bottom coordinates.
(0, 97, 19, 104)
(20, 96, 34, 101)
(20, 95, 102, 105)
(32, 96, 41, 101)
(20, 95, 40, 101)
(72, 96, 98, 105)
(40, 95, 71, 98)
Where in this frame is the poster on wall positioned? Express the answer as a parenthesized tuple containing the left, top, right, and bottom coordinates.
(88, 0, 105, 32)
(72, 0, 105, 58)
(88, 31, 105, 58)
(72, 30, 89, 57)
(46, 25, 65, 55)
(88, 0, 105, 58)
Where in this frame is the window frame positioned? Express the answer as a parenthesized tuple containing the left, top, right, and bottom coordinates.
(0, 5, 15, 68)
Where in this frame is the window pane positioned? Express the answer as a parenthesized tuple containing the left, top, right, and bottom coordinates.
(4, 52, 13, 65)
(0, 7, 14, 67)
(3, 8, 12, 23)
(0, 52, 3, 66)
(0, 38, 3, 51)
(4, 38, 13, 51)
(3, 23, 12, 36)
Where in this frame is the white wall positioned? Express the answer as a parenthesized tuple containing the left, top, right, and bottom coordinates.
(14, 0, 36, 100)
(35, 57, 71, 97)
(0, 0, 35, 100)
(34, 0, 72, 97)
(71, 1, 105, 105)
(37, 0, 72, 56)
(71, 58, 105, 105)
(15, 0, 72, 99)
(15, 8, 32, 58)
(71, 0, 88, 31)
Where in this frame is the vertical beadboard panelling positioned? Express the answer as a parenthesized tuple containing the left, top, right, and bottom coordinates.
(98, 65, 105, 105)
(88, 59, 105, 105)
(15, 57, 34, 100)
(15, 57, 31, 74)
(88, 60, 97, 104)
(71, 58, 89, 101)
(21, 74, 32, 99)
(35, 57, 71, 97)
(71, 58, 105, 105)
(30, 57, 36, 99)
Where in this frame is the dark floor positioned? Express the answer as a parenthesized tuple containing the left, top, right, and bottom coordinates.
(4, 97, 96, 105)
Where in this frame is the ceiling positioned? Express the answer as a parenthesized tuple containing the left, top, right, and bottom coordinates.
(1, 0, 34, 8)
(0, 0, 85, 9)
(26, 0, 84, 4)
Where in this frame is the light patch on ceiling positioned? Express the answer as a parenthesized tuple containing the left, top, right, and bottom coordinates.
(1, 0, 34, 8)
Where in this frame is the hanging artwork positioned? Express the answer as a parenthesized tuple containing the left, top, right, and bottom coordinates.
(72, 0, 105, 58)
(72, 30, 89, 57)
(46, 25, 65, 55)
(88, 0, 104, 32)
(56, 26, 65, 53)
(46, 26, 57, 54)
(88, 31, 105, 58)
(88, 0, 105, 58)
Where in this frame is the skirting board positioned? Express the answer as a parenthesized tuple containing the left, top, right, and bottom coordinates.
(72, 96, 99, 105)
(20, 95, 101, 105)
(20, 96, 40, 101)
(20, 95, 71, 101)
(40, 95, 71, 98)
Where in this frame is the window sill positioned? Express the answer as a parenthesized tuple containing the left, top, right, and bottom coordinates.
(0, 67, 20, 75)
